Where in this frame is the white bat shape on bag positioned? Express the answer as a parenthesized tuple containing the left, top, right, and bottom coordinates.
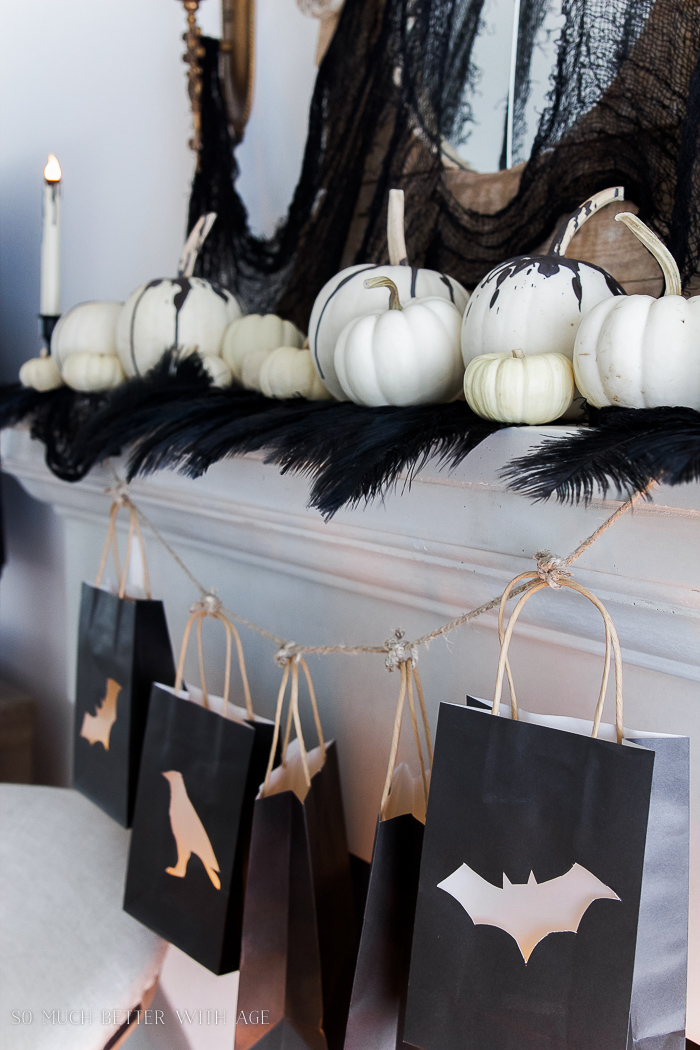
(438, 862, 620, 962)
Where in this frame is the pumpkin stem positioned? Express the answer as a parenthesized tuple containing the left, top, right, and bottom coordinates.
(364, 276, 403, 310)
(178, 211, 217, 277)
(40, 347, 49, 359)
(387, 189, 409, 267)
(511, 348, 525, 359)
(614, 212, 682, 296)
(550, 186, 625, 257)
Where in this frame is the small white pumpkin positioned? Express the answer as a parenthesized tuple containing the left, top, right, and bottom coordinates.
(259, 347, 334, 400)
(115, 213, 242, 377)
(19, 352, 64, 391)
(461, 187, 627, 367)
(50, 301, 122, 370)
(221, 314, 305, 382)
(574, 213, 700, 409)
(62, 351, 126, 392)
(309, 190, 469, 399)
(334, 277, 464, 406)
(240, 347, 274, 391)
(199, 354, 234, 389)
(464, 348, 574, 424)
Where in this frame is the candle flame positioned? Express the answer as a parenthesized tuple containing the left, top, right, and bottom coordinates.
(44, 154, 61, 182)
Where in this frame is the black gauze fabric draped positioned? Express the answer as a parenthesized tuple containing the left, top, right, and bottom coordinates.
(188, 0, 700, 333)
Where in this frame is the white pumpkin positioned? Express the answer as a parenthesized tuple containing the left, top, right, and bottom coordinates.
(464, 349, 574, 424)
(221, 314, 305, 382)
(574, 213, 700, 409)
(116, 277, 241, 377)
(461, 187, 627, 367)
(259, 347, 334, 401)
(199, 354, 234, 388)
(50, 301, 122, 370)
(333, 277, 464, 406)
(62, 351, 125, 392)
(309, 189, 469, 399)
(19, 352, 64, 392)
(240, 347, 274, 391)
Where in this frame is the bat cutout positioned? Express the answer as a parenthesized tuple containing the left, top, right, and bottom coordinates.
(438, 862, 620, 963)
(162, 770, 221, 890)
(80, 678, 122, 750)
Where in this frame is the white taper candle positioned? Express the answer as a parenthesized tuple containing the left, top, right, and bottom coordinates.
(40, 154, 61, 315)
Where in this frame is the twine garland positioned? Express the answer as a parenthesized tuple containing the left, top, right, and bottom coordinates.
(105, 469, 653, 670)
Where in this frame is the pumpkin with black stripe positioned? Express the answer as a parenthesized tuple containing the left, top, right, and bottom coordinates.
(115, 214, 243, 377)
(309, 189, 469, 400)
(116, 276, 241, 378)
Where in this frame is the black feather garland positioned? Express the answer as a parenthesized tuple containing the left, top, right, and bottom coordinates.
(0, 384, 107, 481)
(73, 352, 221, 475)
(503, 405, 700, 502)
(4, 362, 700, 516)
(126, 398, 501, 518)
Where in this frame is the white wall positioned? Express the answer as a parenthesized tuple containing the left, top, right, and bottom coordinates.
(0, 0, 318, 386)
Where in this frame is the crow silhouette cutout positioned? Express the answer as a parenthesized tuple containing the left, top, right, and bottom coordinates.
(162, 770, 221, 890)
(438, 862, 620, 962)
(80, 678, 122, 750)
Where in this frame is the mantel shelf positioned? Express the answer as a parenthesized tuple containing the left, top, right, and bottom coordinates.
(3, 422, 700, 685)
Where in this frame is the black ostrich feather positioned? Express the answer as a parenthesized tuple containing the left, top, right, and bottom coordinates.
(272, 402, 502, 518)
(503, 406, 700, 501)
(126, 396, 502, 518)
(73, 352, 222, 475)
(0, 383, 107, 481)
(0, 383, 55, 429)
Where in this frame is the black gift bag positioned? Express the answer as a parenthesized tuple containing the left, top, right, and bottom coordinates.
(73, 498, 175, 827)
(404, 574, 657, 1050)
(344, 659, 431, 1050)
(236, 657, 356, 1050)
(123, 603, 275, 974)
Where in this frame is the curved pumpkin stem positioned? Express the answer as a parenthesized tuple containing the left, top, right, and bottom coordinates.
(614, 212, 682, 296)
(387, 189, 409, 267)
(550, 186, 625, 257)
(178, 212, 217, 277)
(364, 276, 403, 310)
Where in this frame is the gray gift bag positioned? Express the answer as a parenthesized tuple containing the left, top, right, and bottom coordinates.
(449, 571, 689, 1050)
(456, 707, 690, 1050)
(625, 733, 689, 1050)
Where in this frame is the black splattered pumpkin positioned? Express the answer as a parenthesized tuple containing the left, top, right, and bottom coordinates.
(461, 187, 626, 368)
(116, 277, 242, 377)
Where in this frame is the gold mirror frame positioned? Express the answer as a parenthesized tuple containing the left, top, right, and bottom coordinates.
(179, 0, 255, 157)
(220, 0, 256, 142)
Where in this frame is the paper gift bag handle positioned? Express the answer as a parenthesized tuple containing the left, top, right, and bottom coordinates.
(174, 606, 253, 720)
(95, 500, 152, 600)
(492, 573, 623, 744)
(495, 572, 613, 734)
(380, 663, 433, 819)
(262, 657, 325, 796)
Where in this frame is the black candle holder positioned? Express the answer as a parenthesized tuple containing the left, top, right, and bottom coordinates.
(39, 313, 61, 350)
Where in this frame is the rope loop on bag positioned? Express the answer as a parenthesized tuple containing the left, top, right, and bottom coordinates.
(379, 657, 432, 819)
(262, 654, 325, 797)
(491, 570, 623, 744)
(95, 494, 152, 601)
(174, 601, 254, 720)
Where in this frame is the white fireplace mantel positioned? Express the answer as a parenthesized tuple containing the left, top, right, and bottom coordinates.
(4, 423, 700, 683)
(2, 423, 700, 1036)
